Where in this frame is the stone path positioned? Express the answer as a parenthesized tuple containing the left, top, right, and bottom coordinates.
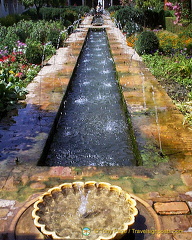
(0, 15, 191, 240)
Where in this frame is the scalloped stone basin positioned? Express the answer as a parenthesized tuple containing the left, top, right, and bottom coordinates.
(32, 181, 138, 239)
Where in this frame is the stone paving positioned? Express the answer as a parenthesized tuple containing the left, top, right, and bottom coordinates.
(0, 15, 192, 240)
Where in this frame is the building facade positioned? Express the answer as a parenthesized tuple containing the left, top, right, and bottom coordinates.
(67, 0, 120, 8)
(0, 0, 25, 17)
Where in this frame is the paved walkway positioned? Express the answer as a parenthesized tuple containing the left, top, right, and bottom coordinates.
(0, 15, 191, 240)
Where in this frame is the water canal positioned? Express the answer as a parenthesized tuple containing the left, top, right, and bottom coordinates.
(40, 28, 138, 167)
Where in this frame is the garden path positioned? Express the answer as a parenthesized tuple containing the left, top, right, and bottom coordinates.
(0, 15, 191, 240)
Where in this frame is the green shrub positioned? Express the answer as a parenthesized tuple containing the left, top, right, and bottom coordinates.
(142, 52, 192, 86)
(40, 7, 65, 20)
(64, 9, 78, 24)
(21, 8, 38, 20)
(164, 10, 173, 17)
(114, 6, 144, 28)
(77, 6, 90, 15)
(135, 31, 159, 55)
(155, 30, 192, 55)
(0, 27, 19, 53)
(107, 5, 122, 13)
(13, 20, 34, 43)
(144, 10, 159, 28)
(0, 25, 7, 41)
(44, 43, 56, 60)
(29, 20, 50, 44)
(166, 17, 192, 33)
(158, 10, 166, 29)
(39, 7, 78, 24)
(0, 14, 21, 27)
(125, 21, 143, 37)
(47, 21, 66, 47)
(48, 28, 61, 48)
(63, 19, 72, 27)
(178, 29, 192, 38)
(25, 40, 43, 64)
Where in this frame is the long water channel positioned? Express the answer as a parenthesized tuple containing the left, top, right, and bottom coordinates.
(42, 28, 137, 166)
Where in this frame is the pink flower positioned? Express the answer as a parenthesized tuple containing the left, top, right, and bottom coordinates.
(165, 2, 173, 9)
(15, 72, 23, 78)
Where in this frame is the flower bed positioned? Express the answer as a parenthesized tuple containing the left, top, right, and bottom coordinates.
(0, 19, 69, 117)
(0, 45, 40, 116)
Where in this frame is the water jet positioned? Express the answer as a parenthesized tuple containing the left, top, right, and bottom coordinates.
(13, 181, 162, 240)
(32, 181, 138, 239)
(38, 28, 141, 167)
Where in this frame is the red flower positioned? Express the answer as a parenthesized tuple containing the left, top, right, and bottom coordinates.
(0, 56, 8, 62)
(21, 64, 27, 69)
(8, 55, 16, 62)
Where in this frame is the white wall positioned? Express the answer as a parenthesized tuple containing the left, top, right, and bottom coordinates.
(0, 0, 25, 18)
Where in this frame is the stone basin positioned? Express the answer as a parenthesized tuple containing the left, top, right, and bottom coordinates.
(32, 181, 138, 239)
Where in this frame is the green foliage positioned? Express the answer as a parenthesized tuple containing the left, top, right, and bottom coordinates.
(144, 9, 158, 28)
(71, 5, 90, 16)
(164, 10, 174, 17)
(114, 6, 144, 28)
(13, 20, 34, 42)
(0, 53, 40, 115)
(142, 51, 192, 126)
(158, 9, 166, 29)
(178, 29, 192, 38)
(1, 19, 67, 50)
(43, 43, 56, 60)
(165, 17, 192, 33)
(29, 21, 48, 44)
(21, 8, 39, 20)
(135, 0, 164, 11)
(64, 9, 78, 24)
(0, 80, 20, 114)
(40, 7, 65, 20)
(25, 39, 43, 64)
(125, 21, 143, 37)
(113, 5, 165, 30)
(175, 101, 192, 126)
(21, 6, 87, 27)
(48, 0, 68, 8)
(22, 0, 46, 17)
(135, 31, 159, 55)
(107, 5, 123, 13)
(0, 27, 19, 53)
(0, 25, 7, 39)
(142, 52, 192, 86)
(0, 11, 75, 116)
(47, 21, 67, 47)
(0, 14, 24, 27)
(155, 30, 192, 55)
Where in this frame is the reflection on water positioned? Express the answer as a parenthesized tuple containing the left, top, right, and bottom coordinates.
(44, 29, 135, 166)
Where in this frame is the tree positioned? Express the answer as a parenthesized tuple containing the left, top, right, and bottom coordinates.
(120, 0, 136, 7)
(48, 0, 67, 7)
(22, 0, 47, 18)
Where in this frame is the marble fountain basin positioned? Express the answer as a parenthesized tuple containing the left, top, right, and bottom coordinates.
(32, 181, 138, 239)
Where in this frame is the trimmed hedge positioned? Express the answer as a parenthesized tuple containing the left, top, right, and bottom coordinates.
(165, 17, 192, 33)
(135, 31, 159, 55)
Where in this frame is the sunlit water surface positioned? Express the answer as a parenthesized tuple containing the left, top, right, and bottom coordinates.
(45, 29, 135, 166)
